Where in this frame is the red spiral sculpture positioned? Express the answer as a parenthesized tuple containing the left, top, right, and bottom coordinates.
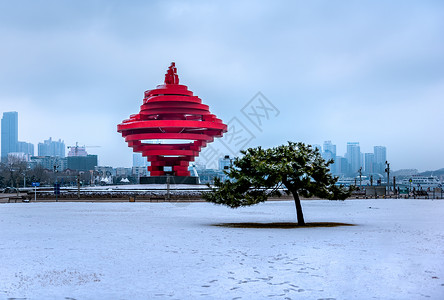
(117, 63, 227, 177)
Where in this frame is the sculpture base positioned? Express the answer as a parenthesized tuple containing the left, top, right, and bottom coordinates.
(139, 176, 200, 185)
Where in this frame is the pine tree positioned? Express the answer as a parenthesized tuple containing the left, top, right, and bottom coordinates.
(203, 142, 351, 225)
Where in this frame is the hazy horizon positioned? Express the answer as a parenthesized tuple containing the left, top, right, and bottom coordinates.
(1, 1, 443, 172)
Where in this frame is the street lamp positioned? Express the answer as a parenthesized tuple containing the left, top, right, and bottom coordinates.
(385, 161, 390, 194)
(53, 159, 60, 202)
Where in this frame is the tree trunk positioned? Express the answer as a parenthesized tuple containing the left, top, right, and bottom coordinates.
(292, 191, 305, 226)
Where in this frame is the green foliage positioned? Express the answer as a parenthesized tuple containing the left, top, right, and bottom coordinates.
(203, 142, 351, 208)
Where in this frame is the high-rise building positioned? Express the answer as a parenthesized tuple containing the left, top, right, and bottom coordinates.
(322, 141, 337, 173)
(334, 156, 349, 176)
(323, 141, 336, 157)
(219, 155, 233, 171)
(38, 137, 65, 157)
(1, 111, 18, 162)
(364, 153, 375, 174)
(17, 141, 34, 157)
(67, 155, 98, 171)
(373, 146, 387, 174)
(133, 153, 148, 167)
(346, 142, 361, 175)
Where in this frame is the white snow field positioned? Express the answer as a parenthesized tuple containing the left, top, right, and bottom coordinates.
(1, 199, 443, 299)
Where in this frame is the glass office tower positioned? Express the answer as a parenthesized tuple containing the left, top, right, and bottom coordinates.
(1, 111, 18, 163)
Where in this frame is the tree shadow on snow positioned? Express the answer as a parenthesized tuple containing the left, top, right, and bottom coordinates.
(212, 222, 356, 229)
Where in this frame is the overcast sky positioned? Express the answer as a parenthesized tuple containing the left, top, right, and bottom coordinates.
(0, 0, 443, 171)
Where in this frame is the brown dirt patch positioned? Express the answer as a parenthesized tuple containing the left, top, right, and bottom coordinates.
(212, 222, 355, 229)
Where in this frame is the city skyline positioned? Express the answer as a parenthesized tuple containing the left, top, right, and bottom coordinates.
(0, 1, 443, 171)
(0, 112, 394, 175)
(2, 110, 442, 173)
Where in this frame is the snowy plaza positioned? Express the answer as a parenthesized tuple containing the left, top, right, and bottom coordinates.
(1, 199, 443, 299)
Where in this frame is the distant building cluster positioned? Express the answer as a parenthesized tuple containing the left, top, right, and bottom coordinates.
(0, 112, 153, 185)
(1, 111, 97, 173)
(314, 141, 387, 178)
(199, 143, 388, 184)
(195, 142, 388, 181)
(38, 137, 65, 157)
(1, 112, 34, 162)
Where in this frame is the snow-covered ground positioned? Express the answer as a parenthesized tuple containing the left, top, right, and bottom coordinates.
(0, 199, 443, 299)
